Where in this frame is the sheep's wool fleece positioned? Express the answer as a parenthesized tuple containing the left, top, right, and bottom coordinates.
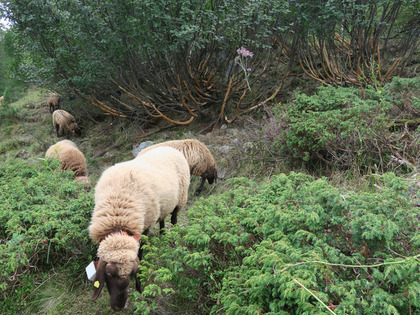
(45, 140, 87, 176)
(137, 139, 216, 176)
(89, 146, 190, 243)
(52, 109, 75, 124)
(98, 233, 139, 276)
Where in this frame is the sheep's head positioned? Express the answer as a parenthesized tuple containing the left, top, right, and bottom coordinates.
(92, 233, 141, 311)
(206, 168, 218, 184)
(68, 123, 82, 137)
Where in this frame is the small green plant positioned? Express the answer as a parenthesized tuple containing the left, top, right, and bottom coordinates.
(0, 158, 95, 312)
(132, 172, 419, 314)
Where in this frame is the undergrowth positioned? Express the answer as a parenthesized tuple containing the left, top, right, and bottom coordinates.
(0, 158, 95, 313)
(134, 172, 420, 314)
(271, 78, 419, 173)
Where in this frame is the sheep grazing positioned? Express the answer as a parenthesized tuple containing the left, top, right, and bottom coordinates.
(47, 93, 63, 113)
(45, 140, 88, 179)
(88, 146, 190, 311)
(137, 139, 217, 196)
(52, 109, 81, 137)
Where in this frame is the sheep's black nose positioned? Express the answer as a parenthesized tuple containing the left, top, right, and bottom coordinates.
(111, 304, 123, 312)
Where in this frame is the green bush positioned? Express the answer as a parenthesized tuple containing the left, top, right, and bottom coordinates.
(271, 80, 420, 172)
(133, 172, 419, 314)
(272, 85, 393, 169)
(0, 158, 95, 312)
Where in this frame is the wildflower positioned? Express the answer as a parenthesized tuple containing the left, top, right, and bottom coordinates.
(378, 90, 382, 94)
(235, 46, 254, 91)
(237, 47, 254, 58)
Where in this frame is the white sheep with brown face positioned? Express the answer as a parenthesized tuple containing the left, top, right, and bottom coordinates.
(88, 146, 190, 311)
(47, 93, 63, 113)
(45, 140, 88, 178)
(52, 109, 81, 137)
(137, 139, 218, 196)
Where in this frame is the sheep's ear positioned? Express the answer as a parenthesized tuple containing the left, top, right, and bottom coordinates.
(91, 259, 107, 301)
(132, 234, 141, 241)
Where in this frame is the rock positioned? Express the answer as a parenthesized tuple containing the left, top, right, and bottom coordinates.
(15, 150, 30, 159)
(132, 141, 155, 157)
(219, 145, 232, 154)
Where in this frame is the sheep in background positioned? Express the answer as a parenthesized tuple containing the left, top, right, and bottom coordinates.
(137, 139, 217, 196)
(0, 96, 4, 104)
(52, 109, 81, 137)
(89, 146, 190, 311)
(45, 140, 88, 179)
(47, 93, 63, 113)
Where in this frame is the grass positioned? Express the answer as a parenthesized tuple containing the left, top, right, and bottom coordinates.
(7, 87, 47, 110)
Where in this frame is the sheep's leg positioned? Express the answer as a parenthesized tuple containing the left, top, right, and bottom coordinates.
(195, 176, 206, 196)
(55, 124, 60, 137)
(135, 276, 142, 293)
(137, 229, 149, 261)
(171, 206, 179, 225)
(159, 220, 165, 233)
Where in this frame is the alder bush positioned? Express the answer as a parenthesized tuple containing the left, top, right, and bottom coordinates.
(133, 172, 419, 314)
(3, 0, 417, 123)
(0, 158, 95, 312)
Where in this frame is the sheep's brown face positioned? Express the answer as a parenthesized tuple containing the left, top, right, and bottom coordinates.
(206, 169, 218, 184)
(69, 124, 82, 137)
(105, 263, 131, 311)
(92, 259, 140, 311)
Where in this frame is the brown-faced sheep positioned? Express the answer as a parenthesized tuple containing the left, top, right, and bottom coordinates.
(47, 93, 63, 113)
(45, 140, 88, 178)
(52, 109, 81, 137)
(137, 139, 217, 196)
(89, 146, 190, 311)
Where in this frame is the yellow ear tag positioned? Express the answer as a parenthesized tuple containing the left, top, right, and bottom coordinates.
(94, 281, 100, 288)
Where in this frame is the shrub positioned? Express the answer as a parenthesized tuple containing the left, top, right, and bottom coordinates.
(272, 85, 393, 169)
(0, 158, 95, 312)
(271, 80, 420, 172)
(133, 172, 419, 314)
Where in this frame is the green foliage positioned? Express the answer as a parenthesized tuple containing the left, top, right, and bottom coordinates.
(272, 85, 393, 169)
(0, 88, 19, 122)
(0, 158, 95, 312)
(133, 172, 419, 314)
(1, 0, 288, 88)
(0, 29, 28, 102)
(271, 80, 420, 172)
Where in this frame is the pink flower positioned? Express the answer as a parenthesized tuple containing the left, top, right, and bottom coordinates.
(247, 68, 252, 72)
(237, 47, 254, 58)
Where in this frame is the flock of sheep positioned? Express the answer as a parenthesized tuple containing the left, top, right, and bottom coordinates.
(44, 93, 218, 311)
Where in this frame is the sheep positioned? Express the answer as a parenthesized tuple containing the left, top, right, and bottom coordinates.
(0, 96, 4, 104)
(88, 146, 190, 311)
(47, 93, 63, 113)
(45, 140, 88, 179)
(137, 139, 217, 196)
(52, 109, 81, 137)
